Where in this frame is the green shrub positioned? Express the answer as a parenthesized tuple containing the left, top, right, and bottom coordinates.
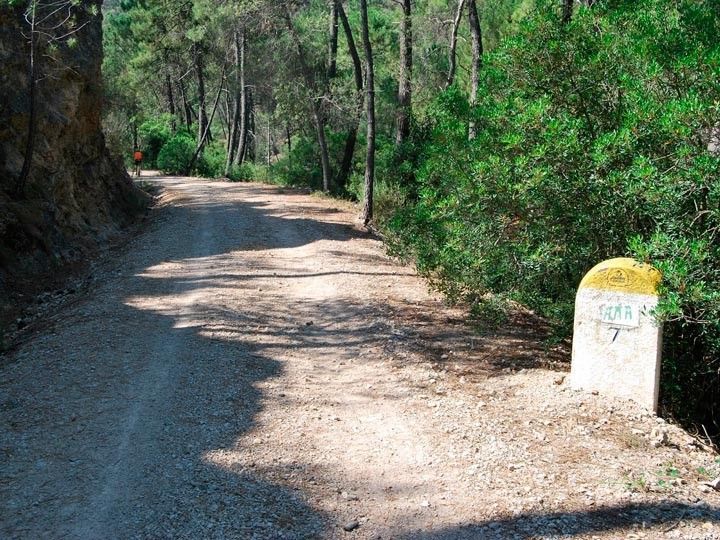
(197, 141, 227, 178)
(227, 162, 270, 182)
(388, 0, 720, 436)
(138, 115, 173, 167)
(157, 132, 195, 175)
(226, 163, 251, 182)
(269, 130, 364, 194)
(348, 173, 407, 228)
(270, 135, 325, 189)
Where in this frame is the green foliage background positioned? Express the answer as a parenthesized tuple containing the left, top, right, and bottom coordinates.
(387, 0, 720, 433)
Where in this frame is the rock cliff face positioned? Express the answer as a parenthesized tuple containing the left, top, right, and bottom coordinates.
(0, 1, 148, 293)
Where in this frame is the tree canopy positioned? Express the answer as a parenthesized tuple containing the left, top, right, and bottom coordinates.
(101, 0, 720, 440)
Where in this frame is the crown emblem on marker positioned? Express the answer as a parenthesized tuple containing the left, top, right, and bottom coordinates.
(607, 268, 630, 287)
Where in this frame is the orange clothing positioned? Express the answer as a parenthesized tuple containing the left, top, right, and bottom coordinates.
(133, 151, 143, 162)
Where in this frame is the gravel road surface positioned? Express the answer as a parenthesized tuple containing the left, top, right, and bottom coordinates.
(1, 177, 718, 539)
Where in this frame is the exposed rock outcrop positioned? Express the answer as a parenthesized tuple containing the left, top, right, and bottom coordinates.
(0, 2, 148, 302)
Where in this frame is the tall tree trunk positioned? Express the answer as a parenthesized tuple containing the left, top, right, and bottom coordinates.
(328, 0, 339, 80)
(223, 86, 232, 147)
(562, 0, 573, 24)
(286, 125, 292, 158)
(16, 3, 37, 197)
(246, 87, 256, 163)
(179, 79, 193, 130)
(336, 2, 363, 191)
(467, 0, 483, 140)
(166, 71, 177, 132)
(311, 96, 331, 189)
(226, 28, 244, 174)
(359, 0, 375, 226)
(194, 43, 210, 149)
(234, 34, 248, 166)
(219, 96, 229, 140)
(283, 6, 332, 192)
(266, 113, 272, 167)
(446, 0, 466, 88)
(395, 0, 412, 147)
(187, 65, 226, 174)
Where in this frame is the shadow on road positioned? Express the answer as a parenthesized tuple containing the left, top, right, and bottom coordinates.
(5, 178, 711, 539)
(145, 180, 369, 258)
(395, 502, 720, 539)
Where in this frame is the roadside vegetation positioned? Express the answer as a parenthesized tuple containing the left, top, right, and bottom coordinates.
(102, 0, 720, 442)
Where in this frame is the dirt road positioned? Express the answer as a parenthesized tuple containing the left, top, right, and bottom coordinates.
(1, 177, 718, 539)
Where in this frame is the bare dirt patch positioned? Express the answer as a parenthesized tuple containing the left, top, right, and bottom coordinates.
(1, 177, 718, 539)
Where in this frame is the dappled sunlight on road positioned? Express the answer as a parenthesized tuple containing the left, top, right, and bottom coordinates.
(3, 177, 718, 539)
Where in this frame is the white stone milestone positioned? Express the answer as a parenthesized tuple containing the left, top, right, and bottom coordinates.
(570, 258, 662, 411)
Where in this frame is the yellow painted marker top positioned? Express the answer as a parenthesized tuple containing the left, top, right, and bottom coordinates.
(578, 258, 661, 295)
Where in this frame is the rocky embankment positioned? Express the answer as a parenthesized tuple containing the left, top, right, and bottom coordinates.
(0, 2, 149, 339)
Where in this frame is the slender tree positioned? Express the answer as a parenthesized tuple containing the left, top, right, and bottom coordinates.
(328, 0, 339, 80)
(246, 86, 256, 162)
(194, 42, 210, 149)
(467, 0, 483, 140)
(395, 0, 412, 147)
(266, 112, 272, 167)
(187, 63, 227, 173)
(15, 0, 92, 196)
(179, 78, 193, 130)
(336, 1, 363, 191)
(283, 5, 332, 192)
(165, 70, 177, 132)
(235, 31, 249, 166)
(446, 0, 466, 88)
(359, 0, 375, 225)
(226, 26, 245, 174)
(16, 0, 38, 196)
